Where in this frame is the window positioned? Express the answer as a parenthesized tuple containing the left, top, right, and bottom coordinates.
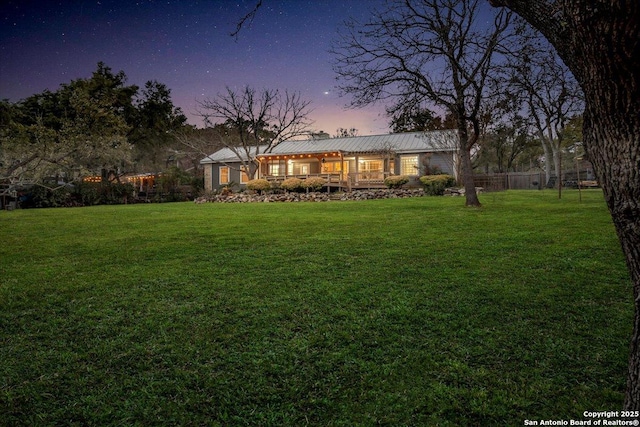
(268, 163, 280, 176)
(321, 161, 342, 173)
(240, 167, 251, 184)
(360, 160, 383, 172)
(219, 166, 229, 184)
(400, 155, 419, 175)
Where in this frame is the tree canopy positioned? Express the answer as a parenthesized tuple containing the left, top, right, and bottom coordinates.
(1, 62, 187, 197)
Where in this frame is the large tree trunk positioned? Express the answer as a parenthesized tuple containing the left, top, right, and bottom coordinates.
(558, 12, 640, 411)
(539, 138, 552, 185)
(458, 126, 481, 207)
(584, 84, 640, 411)
(489, 0, 640, 410)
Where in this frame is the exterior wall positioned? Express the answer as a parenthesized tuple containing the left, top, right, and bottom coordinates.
(422, 152, 455, 176)
(205, 162, 249, 191)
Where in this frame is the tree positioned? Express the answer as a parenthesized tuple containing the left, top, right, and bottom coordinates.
(1, 64, 135, 196)
(489, 0, 640, 410)
(332, 0, 513, 206)
(196, 86, 313, 180)
(334, 127, 359, 138)
(506, 29, 584, 190)
(388, 105, 452, 133)
(175, 124, 241, 172)
(475, 122, 538, 173)
(129, 81, 188, 171)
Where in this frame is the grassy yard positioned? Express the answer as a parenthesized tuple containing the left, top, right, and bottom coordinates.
(0, 190, 632, 426)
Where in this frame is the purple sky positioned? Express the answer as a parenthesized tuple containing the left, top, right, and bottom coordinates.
(0, 0, 395, 135)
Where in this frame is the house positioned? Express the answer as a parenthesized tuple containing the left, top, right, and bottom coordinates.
(200, 130, 459, 192)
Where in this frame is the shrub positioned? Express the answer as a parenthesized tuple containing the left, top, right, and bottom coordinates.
(75, 182, 101, 205)
(97, 182, 135, 204)
(23, 181, 135, 208)
(246, 179, 271, 194)
(220, 186, 234, 196)
(384, 175, 410, 189)
(280, 177, 304, 192)
(419, 174, 457, 196)
(24, 185, 72, 208)
(303, 177, 326, 191)
(270, 180, 282, 193)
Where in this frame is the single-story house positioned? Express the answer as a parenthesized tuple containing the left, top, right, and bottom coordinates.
(200, 130, 459, 192)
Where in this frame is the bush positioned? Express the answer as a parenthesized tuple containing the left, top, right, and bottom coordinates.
(75, 182, 101, 205)
(246, 179, 271, 194)
(419, 174, 457, 196)
(22, 181, 135, 208)
(95, 182, 135, 204)
(303, 177, 326, 191)
(280, 177, 304, 192)
(384, 175, 410, 189)
(24, 185, 72, 208)
(270, 180, 282, 193)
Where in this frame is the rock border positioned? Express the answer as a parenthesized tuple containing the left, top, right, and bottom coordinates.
(194, 187, 484, 204)
(194, 188, 427, 204)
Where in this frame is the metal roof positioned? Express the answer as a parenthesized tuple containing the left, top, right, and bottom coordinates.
(200, 130, 458, 164)
(200, 146, 263, 164)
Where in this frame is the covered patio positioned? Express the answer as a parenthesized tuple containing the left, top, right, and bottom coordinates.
(256, 150, 398, 190)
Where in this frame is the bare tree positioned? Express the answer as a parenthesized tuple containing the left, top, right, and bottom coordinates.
(506, 28, 584, 191)
(332, 0, 512, 206)
(196, 86, 313, 181)
(489, 0, 640, 410)
(334, 127, 359, 138)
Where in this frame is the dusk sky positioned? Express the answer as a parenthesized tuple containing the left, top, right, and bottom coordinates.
(0, 0, 397, 135)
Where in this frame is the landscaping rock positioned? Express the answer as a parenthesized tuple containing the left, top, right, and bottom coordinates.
(194, 188, 428, 204)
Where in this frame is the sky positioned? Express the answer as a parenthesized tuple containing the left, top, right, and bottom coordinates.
(0, 0, 394, 135)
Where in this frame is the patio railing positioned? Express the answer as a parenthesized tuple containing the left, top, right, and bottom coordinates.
(262, 172, 393, 189)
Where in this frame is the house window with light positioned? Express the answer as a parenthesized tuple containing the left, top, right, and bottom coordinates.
(268, 163, 281, 176)
(240, 167, 251, 184)
(219, 166, 230, 184)
(400, 155, 419, 175)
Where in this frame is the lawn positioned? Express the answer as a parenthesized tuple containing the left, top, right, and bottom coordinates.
(0, 190, 632, 426)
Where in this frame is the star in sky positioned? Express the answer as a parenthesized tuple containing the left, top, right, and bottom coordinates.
(0, 0, 391, 135)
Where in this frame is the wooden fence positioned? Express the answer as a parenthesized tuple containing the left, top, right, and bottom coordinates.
(473, 172, 545, 191)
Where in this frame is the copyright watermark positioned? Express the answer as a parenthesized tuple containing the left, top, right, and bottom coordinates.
(524, 411, 639, 426)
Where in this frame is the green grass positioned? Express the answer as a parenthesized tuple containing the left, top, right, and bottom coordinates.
(0, 190, 632, 426)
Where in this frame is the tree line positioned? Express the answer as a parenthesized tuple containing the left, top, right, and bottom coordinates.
(0, 62, 189, 201)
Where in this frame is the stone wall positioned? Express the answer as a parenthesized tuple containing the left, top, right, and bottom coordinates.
(194, 188, 427, 204)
